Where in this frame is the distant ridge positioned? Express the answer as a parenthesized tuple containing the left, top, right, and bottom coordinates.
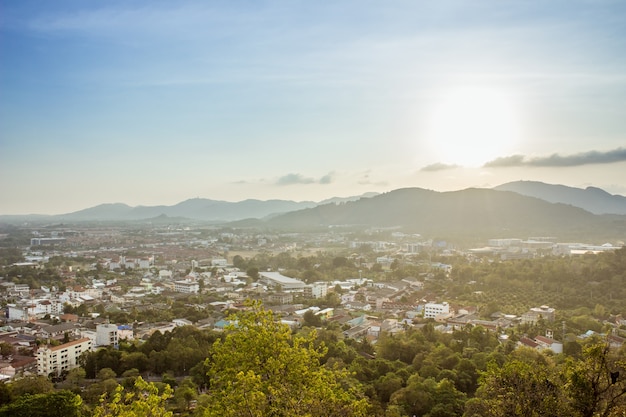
(493, 181, 626, 215)
(263, 187, 626, 241)
(0, 193, 379, 223)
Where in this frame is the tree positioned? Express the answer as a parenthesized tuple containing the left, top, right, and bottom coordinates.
(246, 266, 259, 280)
(0, 343, 15, 359)
(303, 309, 322, 327)
(8, 375, 54, 397)
(204, 301, 370, 416)
(62, 367, 86, 392)
(173, 378, 197, 412)
(472, 349, 571, 417)
(0, 390, 82, 417)
(92, 376, 173, 417)
(563, 342, 626, 417)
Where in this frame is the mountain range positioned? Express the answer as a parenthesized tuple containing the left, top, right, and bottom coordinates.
(261, 187, 626, 240)
(1, 183, 625, 241)
(493, 181, 626, 215)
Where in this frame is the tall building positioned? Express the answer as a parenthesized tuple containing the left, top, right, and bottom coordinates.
(37, 338, 92, 376)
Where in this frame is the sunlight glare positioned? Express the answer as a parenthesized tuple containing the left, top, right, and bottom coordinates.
(425, 86, 521, 167)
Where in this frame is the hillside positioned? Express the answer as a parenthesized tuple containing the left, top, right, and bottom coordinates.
(265, 187, 626, 241)
(494, 181, 626, 215)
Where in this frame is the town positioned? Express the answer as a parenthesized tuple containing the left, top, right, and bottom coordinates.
(0, 221, 625, 415)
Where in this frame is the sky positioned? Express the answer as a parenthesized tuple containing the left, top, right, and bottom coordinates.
(1, 0, 625, 215)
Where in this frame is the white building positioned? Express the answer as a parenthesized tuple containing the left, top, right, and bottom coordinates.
(259, 271, 305, 291)
(424, 302, 450, 319)
(304, 283, 328, 299)
(96, 324, 119, 347)
(211, 258, 228, 267)
(37, 338, 92, 376)
(174, 278, 199, 294)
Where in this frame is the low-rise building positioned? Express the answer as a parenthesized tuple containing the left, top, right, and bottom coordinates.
(304, 283, 327, 299)
(424, 302, 450, 319)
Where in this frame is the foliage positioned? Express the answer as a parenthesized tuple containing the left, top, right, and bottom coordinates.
(0, 390, 82, 417)
(92, 376, 173, 417)
(203, 301, 370, 416)
(8, 375, 54, 397)
(470, 342, 626, 417)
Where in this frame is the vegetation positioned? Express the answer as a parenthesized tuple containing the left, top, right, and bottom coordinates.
(201, 301, 370, 416)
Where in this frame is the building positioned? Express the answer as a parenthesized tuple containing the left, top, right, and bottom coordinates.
(424, 302, 450, 319)
(259, 271, 305, 291)
(534, 335, 563, 354)
(96, 324, 118, 347)
(268, 292, 293, 304)
(304, 283, 328, 299)
(37, 338, 92, 376)
(521, 306, 555, 325)
(174, 278, 199, 294)
(30, 237, 66, 246)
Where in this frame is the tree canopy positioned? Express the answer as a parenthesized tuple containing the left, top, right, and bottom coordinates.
(202, 301, 370, 416)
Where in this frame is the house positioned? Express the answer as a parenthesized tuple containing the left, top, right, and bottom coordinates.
(534, 335, 563, 354)
(0, 356, 37, 379)
(38, 323, 80, 340)
(518, 337, 539, 349)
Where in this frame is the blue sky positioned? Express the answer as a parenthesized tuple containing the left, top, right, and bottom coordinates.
(1, 0, 625, 214)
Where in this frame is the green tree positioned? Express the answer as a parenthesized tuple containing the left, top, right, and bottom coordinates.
(8, 375, 54, 397)
(0, 390, 82, 417)
(204, 301, 370, 416)
(303, 309, 322, 327)
(93, 376, 173, 417)
(563, 342, 626, 417)
(246, 267, 259, 280)
(472, 349, 570, 417)
(173, 378, 197, 412)
(0, 343, 15, 359)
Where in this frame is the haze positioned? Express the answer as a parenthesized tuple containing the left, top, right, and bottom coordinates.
(1, 1, 625, 215)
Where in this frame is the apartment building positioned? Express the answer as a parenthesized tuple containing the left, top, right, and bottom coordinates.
(424, 302, 451, 319)
(37, 338, 92, 376)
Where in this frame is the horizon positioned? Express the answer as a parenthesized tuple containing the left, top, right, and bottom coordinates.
(2, 1, 626, 215)
(2, 180, 625, 217)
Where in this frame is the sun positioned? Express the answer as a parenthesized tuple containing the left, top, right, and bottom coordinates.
(424, 86, 522, 167)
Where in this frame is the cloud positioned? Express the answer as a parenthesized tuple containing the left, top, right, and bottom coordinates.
(482, 155, 526, 167)
(275, 173, 333, 186)
(420, 163, 461, 172)
(483, 148, 626, 168)
(319, 173, 333, 184)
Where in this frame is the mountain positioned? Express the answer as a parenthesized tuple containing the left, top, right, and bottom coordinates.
(493, 181, 626, 215)
(52, 198, 318, 222)
(1, 193, 379, 223)
(264, 187, 626, 240)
